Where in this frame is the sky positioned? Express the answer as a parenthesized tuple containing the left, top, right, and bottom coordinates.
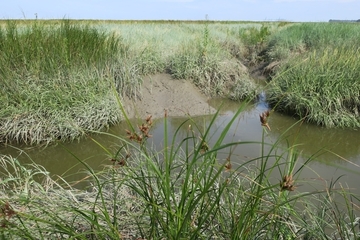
(1, 0, 360, 22)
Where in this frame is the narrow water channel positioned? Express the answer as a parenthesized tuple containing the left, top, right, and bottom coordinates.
(1, 98, 359, 196)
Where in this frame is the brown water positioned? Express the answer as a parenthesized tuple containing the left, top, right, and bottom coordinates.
(1, 98, 359, 195)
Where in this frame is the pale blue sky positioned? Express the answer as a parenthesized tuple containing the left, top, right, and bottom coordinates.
(1, 0, 359, 22)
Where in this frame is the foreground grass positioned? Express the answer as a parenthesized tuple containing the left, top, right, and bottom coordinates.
(1, 107, 359, 239)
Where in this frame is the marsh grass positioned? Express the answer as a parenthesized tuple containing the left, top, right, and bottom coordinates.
(266, 22, 360, 61)
(108, 21, 261, 101)
(266, 22, 360, 128)
(267, 46, 360, 128)
(1, 103, 359, 239)
(1, 20, 270, 145)
(238, 24, 272, 65)
(168, 25, 258, 100)
(3, 20, 357, 146)
(0, 20, 134, 145)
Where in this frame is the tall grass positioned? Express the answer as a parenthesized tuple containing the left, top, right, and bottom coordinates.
(265, 23, 360, 128)
(0, 20, 267, 145)
(103, 21, 267, 99)
(0, 20, 138, 145)
(266, 22, 360, 61)
(0, 104, 359, 239)
(268, 47, 360, 128)
(167, 22, 258, 100)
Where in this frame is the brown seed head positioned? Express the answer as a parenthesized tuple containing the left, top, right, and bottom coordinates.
(118, 159, 126, 167)
(225, 160, 232, 172)
(280, 174, 296, 191)
(260, 110, 271, 131)
(0, 202, 16, 219)
(146, 115, 152, 124)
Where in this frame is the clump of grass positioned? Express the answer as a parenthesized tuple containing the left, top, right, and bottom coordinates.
(1, 106, 359, 239)
(238, 24, 272, 64)
(168, 24, 258, 101)
(264, 22, 360, 128)
(267, 46, 360, 128)
(0, 20, 138, 145)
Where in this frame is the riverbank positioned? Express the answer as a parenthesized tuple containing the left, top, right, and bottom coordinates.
(122, 73, 216, 119)
(1, 20, 359, 146)
(0, 20, 258, 146)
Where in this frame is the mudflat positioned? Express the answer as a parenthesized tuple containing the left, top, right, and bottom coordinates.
(123, 73, 216, 119)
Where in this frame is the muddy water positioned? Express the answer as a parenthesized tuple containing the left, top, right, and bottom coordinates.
(1, 98, 359, 195)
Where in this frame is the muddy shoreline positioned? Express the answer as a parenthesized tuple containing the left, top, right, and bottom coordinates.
(123, 73, 217, 119)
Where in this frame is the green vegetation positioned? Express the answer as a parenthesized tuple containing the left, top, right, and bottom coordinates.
(0, 20, 264, 145)
(0, 20, 126, 145)
(266, 23, 360, 128)
(106, 20, 259, 98)
(0, 19, 359, 239)
(1, 108, 359, 239)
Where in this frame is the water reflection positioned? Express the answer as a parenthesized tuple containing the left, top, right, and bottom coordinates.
(268, 112, 360, 163)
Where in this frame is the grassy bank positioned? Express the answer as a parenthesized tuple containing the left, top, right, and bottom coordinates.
(0, 20, 267, 145)
(0, 109, 359, 239)
(0, 20, 128, 145)
(1, 20, 359, 145)
(103, 21, 261, 98)
(265, 23, 360, 128)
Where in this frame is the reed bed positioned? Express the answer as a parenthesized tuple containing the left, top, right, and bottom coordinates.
(0, 108, 359, 239)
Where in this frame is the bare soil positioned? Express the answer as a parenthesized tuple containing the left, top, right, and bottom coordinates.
(123, 74, 217, 119)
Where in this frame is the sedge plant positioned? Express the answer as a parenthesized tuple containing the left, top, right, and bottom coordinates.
(0, 97, 359, 239)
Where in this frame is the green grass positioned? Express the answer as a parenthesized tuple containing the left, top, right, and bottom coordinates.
(0, 20, 125, 145)
(265, 22, 360, 128)
(105, 20, 262, 99)
(0, 20, 266, 145)
(1, 19, 359, 145)
(0, 106, 359, 239)
(266, 22, 360, 61)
